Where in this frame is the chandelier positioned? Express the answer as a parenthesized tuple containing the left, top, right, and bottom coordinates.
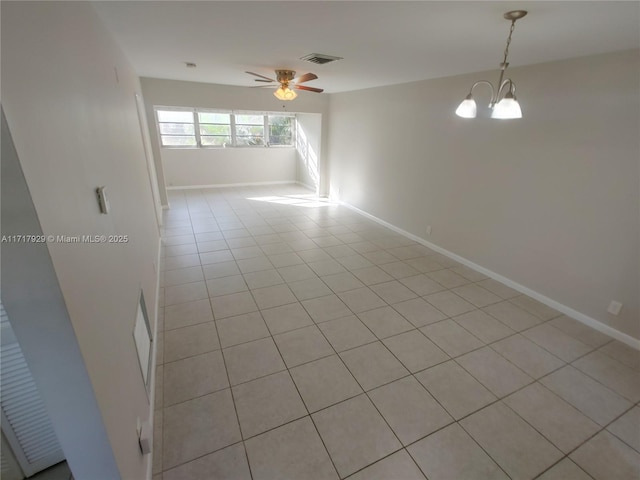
(455, 11, 528, 120)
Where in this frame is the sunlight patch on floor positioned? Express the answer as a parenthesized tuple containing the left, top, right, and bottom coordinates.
(247, 194, 337, 208)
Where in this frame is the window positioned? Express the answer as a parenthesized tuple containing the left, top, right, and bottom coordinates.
(156, 109, 196, 147)
(268, 115, 294, 146)
(235, 114, 265, 146)
(155, 107, 295, 148)
(198, 111, 231, 146)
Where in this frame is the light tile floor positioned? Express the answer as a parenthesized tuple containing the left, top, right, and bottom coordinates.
(153, 184, 639, 480)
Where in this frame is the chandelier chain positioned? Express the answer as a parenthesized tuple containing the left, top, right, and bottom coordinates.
(502, 20, 517, 66)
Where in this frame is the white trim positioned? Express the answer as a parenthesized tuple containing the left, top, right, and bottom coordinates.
(136, 93, 163, 228)
(146, 236, 163, 480)
(340, 200, 640, 350)
(167, 180, 297, 190)
(149, 236, 162, 406)
(295, 181, 316, 191)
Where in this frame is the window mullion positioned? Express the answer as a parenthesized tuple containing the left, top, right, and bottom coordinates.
(264, 115, 269, 147)
(230, 114, 237, 147)
(293, 115, 297, 147)
(193, 109, 202, 147)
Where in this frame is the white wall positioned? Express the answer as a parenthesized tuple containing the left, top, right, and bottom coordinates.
(140, 78, 330, 195)
(296, 113, 323, 191)
(1, 109, 119, 479)
(328, 49, 640, 340)
(162, 147, 296, 188)
(2, 2, 161, 479)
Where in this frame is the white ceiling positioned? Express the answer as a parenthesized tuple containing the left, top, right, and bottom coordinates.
(94, 1, 640, 94)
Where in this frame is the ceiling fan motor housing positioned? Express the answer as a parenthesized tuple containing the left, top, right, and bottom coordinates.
(275, 70, 296, 82)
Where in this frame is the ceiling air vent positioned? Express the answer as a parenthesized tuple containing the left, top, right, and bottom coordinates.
(300, 53, 343, 65)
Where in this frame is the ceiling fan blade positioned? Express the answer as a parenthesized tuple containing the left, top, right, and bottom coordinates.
(250, 85, 278, 89)
(295, 85, 324, 93)
(254, 79, 274, 83)
(295, 73, 318, 84)
(246, 71, 276, 82)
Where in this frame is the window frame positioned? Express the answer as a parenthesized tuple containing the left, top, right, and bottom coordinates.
(267, 114, 296, 148)
(233, 111, 267, 148)
(155, 106, 198, 148)
(197, 109, 233, 148)
(154, 107, 296, 149)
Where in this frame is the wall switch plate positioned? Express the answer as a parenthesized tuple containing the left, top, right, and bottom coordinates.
(138, 421, 151, 455)
(426, 225, 432, 236)
(607, 300, 622, 316)
(96, 186, 110, 214)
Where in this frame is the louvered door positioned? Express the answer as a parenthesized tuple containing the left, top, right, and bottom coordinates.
(1, 303, 65, 477)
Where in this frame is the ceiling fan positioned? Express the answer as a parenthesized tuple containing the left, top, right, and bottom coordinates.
(246, 70, 324, 100)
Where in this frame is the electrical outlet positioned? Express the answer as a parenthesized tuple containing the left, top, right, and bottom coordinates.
(426, 225, 432, 236)
(607, 300, 622, 316)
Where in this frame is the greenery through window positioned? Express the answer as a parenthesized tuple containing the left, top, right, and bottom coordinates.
(155, 108, 295, 148)
(268, 115, 294, 146)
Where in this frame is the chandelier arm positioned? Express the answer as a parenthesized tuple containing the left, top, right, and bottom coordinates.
(469, 80, 496, 107)
(496, 78, 516, 101)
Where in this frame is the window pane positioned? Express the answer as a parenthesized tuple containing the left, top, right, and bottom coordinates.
(268, 116, 293, 145)
(200, 124, 230, 135)
(236, 114, 263, 125)
(161, 135, 196, 146)
(159, 123, 195, 135)
(269, 135, 293, 145)
(198, 112, 230, 124)
(201, 136, 230, 146)
(236, 136, 265, 146)
(157, 110, 193, 123)
(268, 116, 293, 126)
(236, 125, 264, 136)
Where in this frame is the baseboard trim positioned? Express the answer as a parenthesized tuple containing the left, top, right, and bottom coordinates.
(147, 236, 163, 480)
(340, 201, 640, 350)
(150, 236, 162, 401)
(166, 180, 297, 190)
(295, 181, 317, 192)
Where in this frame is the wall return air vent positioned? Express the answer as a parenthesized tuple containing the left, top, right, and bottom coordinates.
(300, 53, 343, 65)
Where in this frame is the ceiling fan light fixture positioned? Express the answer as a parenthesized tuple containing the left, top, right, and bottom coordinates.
(247, 70, 321, 100)
(274, 86, 297, 101)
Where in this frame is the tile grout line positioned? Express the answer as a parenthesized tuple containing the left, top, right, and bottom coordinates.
(160, 185, 637, 479)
